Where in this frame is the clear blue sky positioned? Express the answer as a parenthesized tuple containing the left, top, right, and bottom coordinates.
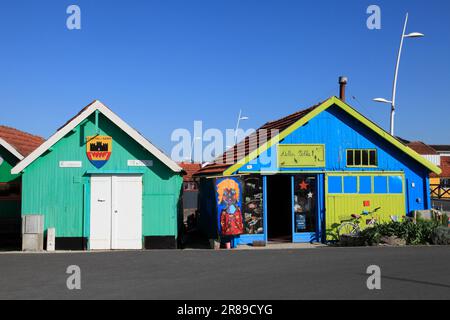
(1, 0, 449, 155)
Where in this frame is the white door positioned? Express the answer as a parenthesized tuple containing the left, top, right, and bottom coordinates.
(90, 176, 112, 250)
(90, 175, 143, 250)
(111, 175, 143, 249)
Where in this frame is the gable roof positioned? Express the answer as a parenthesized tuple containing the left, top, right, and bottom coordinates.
(197, 96, 441, 176)
(11, 100, 182, 174)
(196, 102, 323, 175)
(0, 126, 45, 160)
(407, 141, 438, 155)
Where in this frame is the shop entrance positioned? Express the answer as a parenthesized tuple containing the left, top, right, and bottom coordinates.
(267, 175, 292, 242)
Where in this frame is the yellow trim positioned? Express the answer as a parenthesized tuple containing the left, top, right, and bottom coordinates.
(223, 96, 441, 175)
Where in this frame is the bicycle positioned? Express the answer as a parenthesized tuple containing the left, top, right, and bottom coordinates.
(337, 207, 381, 237)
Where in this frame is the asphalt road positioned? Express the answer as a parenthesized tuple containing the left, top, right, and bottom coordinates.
(0, 246, 449, 300)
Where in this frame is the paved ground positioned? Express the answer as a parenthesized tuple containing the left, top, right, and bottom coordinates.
(0, 246, 449, 300)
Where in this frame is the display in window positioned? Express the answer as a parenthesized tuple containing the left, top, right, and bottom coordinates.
(293, 176, 317, 233)
(242, 177, 264, 234)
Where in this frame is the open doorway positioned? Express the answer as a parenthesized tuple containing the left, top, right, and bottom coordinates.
(267, 175, 292, 242)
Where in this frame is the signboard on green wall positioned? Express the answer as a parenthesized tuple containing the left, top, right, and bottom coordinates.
(278, 144, 325, 168)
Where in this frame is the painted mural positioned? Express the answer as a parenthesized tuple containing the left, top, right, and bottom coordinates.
(216, 177, 244, 236)
(86, 135, 112, 168)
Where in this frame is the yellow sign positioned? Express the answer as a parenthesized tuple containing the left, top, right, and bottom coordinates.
(278, 144, 325, 168)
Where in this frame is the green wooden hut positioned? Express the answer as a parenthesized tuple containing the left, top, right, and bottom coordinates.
(11, 100, 183, 250)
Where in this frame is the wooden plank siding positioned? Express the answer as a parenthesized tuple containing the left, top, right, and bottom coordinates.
(21, 112, 183, 240)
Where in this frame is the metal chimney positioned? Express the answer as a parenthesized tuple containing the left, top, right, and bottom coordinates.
(339, 76, 348, 102)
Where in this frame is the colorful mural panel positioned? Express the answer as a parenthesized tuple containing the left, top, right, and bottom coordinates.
(215, 177, 244, 236)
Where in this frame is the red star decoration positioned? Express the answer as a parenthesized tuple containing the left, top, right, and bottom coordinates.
(299, 180, 309, 190)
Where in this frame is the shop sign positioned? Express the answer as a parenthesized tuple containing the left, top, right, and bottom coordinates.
(278, 144, 325, 168)
(86, 136, 112, 169)
(127, 160, 153, 167)
(59, 161, 82, 168)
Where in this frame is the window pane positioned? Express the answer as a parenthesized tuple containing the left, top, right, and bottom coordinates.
(344, 176, 357, 193)
(328, 176, 342, 193)
(369, 150, 377, 166)
(359, 176, 372, 194)
(362, 150, 369, 166)
(389, 176, 403, 193)
(354, 150, 361, 166)
(347, 150, 354, 166)
(294, 175, 317, 233)
(243, 176, 264, 234)
(374, 176, 388, 193)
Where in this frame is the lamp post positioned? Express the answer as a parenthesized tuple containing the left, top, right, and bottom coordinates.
(234, 109, 249, 144)
(373, 13, 424, 136)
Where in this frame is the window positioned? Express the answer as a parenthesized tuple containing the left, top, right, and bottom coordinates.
(328, 176, 343, 193)
(346, 149, 377, 167)
(344, 176, 357, 193)
(242, 176, 264, 234)
(389, 176, 403, 193)
(374, 176, 388, 193)
(359, 176, 372, 194)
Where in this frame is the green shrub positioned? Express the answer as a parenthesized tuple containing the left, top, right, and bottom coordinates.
(359, 219, 440, 245)
(431, 226, 450, 245)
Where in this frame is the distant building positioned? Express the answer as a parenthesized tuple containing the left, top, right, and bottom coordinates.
(0, 126, 45, 248)
(407, 141, 440, 166)
(407, 142, 450, 199)
(178, 162, 201, 223)
(430, 145, 450, 157)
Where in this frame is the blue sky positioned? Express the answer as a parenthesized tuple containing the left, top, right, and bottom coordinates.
(0, 0, 449, 155)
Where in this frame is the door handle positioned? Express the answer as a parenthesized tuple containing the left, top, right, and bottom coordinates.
(98, 199, 106, 202)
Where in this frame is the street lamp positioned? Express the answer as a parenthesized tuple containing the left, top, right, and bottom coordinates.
(234, 109, 249, 144)
(373, 13, 424, 136)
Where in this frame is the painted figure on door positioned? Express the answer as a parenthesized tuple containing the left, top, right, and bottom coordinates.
(216, 178, 244, 236)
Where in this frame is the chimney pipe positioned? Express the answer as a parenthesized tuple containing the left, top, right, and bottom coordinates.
(339, 76, 348, 102)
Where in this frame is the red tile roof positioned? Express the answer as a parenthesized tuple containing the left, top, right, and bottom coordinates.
(407, 141, 438, 155)
(178, 162, 202, 182)
(195, 101, 323, 176)
(431, 156, 450, 178)
(0, 126, 45, 157)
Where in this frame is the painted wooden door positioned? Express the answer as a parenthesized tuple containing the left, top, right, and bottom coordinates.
(111, 175, 142, 249)
(90, 176, 113, 249)
(90, 175, 142, 250)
